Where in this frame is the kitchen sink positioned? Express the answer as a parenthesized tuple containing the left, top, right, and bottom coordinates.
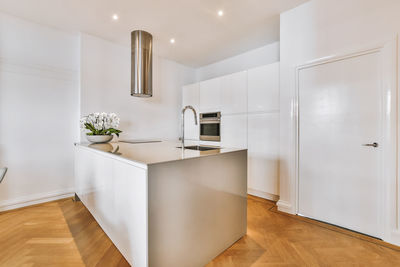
(177, 145, 219, 151)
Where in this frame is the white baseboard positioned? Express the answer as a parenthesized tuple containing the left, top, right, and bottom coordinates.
(384, 230, 400, 247)
(277, 200, 295, 214)
(248, 188, 279, 201)
(0, 188, 75, 212)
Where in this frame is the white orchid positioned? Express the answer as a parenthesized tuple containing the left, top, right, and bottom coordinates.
(80, 112, 122, 136)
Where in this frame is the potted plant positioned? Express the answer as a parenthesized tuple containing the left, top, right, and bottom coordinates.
(80, 112, 122, 143)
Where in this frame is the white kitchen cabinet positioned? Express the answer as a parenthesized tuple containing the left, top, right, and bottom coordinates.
(221, 114, 247, 149)
(182, 61, 280, 201)
(248, 62, 279, 113)
(199, 77, 221, 113)
(75, 147, 148, 267)
(182, 83, 200, 140)
(221, 71, 247, 115)
(247, 113, 279, 197)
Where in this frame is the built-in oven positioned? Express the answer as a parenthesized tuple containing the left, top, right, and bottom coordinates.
(199, 112, 221, 141)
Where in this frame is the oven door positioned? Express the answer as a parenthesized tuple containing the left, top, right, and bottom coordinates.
(200, 121, 220, 141)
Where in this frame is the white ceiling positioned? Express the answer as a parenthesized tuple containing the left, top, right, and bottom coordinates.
(0, 0, 307, 67)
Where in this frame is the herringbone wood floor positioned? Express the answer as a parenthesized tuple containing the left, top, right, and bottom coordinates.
(0, 196, 400, 266)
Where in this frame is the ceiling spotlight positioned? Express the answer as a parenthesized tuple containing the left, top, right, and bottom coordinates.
(218, 10, 224, 16)
(170, 38, 175, 44)
(112, 14, 119, 20)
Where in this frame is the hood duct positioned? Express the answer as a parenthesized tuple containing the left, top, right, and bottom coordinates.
(131, 30, 153, 97)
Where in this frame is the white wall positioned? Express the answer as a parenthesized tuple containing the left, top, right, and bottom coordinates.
(279, 0, 400, 244)
(0, 12, 80, 210)
(196, 42, 279, 81)
(80, 34, 196, 141)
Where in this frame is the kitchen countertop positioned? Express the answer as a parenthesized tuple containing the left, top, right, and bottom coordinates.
(75, 141, 246, 167)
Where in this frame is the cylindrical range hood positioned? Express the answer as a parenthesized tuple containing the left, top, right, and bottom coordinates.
(131, 30, 153, 97)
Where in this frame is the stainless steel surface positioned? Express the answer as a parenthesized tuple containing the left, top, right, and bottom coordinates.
(199, 112, 221, 121)
(148, 150, 247, 267)
(176, 145, 219, 151)
(76, 141, 245, 166)
(120, 140, 161, 144)
(131, 30, 153, 97)
(362, 142, 379, 147)
(200, 135, 221, 142)
(181, 105, 198, 148)
(200, 112, 221, 142)
(0, 167, 7, 183)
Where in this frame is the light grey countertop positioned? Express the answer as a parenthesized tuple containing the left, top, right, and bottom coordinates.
(75, 140, 246, 167)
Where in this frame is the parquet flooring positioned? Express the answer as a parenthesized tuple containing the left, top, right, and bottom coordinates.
(0, 198, 129, 267)
(0, 196, 400, 266)
(207, 196, 400, 266)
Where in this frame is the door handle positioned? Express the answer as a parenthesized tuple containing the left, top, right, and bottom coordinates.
(362, 142, 378, 148)
(0, 167, 7, 183)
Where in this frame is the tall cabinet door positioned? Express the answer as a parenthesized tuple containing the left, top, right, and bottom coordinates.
(221, 71, 247, 115)
(248, 63, 279, 113)
(247, 113, 279, 196)
(200, 77, 221, 113)
(182, 83, 199, 140)
(221, 114, 247, 149)
(220, 71, 248, 148)
(247, 62, 280, 198)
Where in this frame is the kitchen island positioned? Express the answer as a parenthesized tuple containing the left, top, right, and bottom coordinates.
(74, 141, 247, 267)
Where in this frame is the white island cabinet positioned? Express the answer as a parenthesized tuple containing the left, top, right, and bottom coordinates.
(75, 141, 247, 267)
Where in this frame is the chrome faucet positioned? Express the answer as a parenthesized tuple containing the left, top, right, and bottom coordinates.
(181, 105, 198, 148)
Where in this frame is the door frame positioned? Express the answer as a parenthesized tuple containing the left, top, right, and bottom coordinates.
(292, 37, 398, 240)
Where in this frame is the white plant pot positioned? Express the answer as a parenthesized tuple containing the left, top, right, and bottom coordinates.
(86, 135, 113, 144)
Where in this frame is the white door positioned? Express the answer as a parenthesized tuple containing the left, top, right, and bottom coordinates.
(298, 51, 382, 238)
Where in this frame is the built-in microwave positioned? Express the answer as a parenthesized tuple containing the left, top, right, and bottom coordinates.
(199, 112, 221, 141)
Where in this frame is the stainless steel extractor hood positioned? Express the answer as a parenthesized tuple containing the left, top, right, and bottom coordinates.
(131, 30, 153, 97)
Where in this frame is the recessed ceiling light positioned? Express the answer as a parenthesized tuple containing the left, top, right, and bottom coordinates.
(112, 14, 119, 20)
(170, 38, 175, 44)
(218, 10, 224, 16)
